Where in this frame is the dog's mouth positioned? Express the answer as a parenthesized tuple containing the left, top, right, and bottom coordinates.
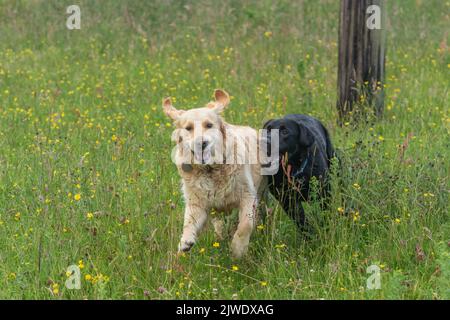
(279, 145, 298, 161)
(192, 147, 213, 164)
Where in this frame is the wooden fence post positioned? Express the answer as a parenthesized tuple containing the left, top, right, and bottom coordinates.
(337, 0, 386, 124)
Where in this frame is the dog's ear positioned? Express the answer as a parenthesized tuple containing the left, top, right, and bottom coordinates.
(207, 89, 230, 113)
(263, 119, 274, 129)
(297, 123, 315, 147)
(214, 89, 230, 107)
(162, 97, 185, 120)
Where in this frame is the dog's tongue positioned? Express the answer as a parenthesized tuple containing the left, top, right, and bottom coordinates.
(202, 150, 211, 164)
(193, 149, 212, 164)
(194, 151, 203, 163)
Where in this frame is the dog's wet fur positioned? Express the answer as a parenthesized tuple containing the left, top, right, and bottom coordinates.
(163, 89, 267, 259)
(264, 114, 335, 229)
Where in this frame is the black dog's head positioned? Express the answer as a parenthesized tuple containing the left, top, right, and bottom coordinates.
(263, 118, 314, 159)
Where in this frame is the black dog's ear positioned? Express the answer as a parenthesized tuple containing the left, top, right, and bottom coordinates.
(297, 123, 315, 147)
(263, 119, 274, 129)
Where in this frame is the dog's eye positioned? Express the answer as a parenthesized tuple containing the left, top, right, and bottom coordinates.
(281, 128, 289, 135)
(205, 122, 213, 129)
(185, 126, 192, 131)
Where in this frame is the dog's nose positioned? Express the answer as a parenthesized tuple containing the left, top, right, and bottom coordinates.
(201, 141, 209, 150)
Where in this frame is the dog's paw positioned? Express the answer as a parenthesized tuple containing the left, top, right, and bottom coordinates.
(178, 239, 195, 252)
(230, 237, 248, 259)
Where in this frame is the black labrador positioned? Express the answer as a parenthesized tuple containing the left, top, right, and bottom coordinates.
(263, 114, 335, 229)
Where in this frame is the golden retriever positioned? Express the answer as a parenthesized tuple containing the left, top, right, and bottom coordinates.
(163, 89, 267, 259)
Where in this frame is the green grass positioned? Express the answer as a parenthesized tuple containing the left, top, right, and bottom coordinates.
(0, 0, 448, 299)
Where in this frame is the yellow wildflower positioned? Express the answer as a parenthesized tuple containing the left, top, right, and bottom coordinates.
(52, 283, 59, 295)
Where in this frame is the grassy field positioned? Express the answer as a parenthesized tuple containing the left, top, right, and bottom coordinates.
(0, 0, 448, 299)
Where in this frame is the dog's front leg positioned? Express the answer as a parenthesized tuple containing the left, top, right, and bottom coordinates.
(178, 204, 207, 252)
(231, 197, 256, 259)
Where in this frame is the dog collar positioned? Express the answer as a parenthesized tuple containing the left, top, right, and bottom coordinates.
(292, 158, 309, 178)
